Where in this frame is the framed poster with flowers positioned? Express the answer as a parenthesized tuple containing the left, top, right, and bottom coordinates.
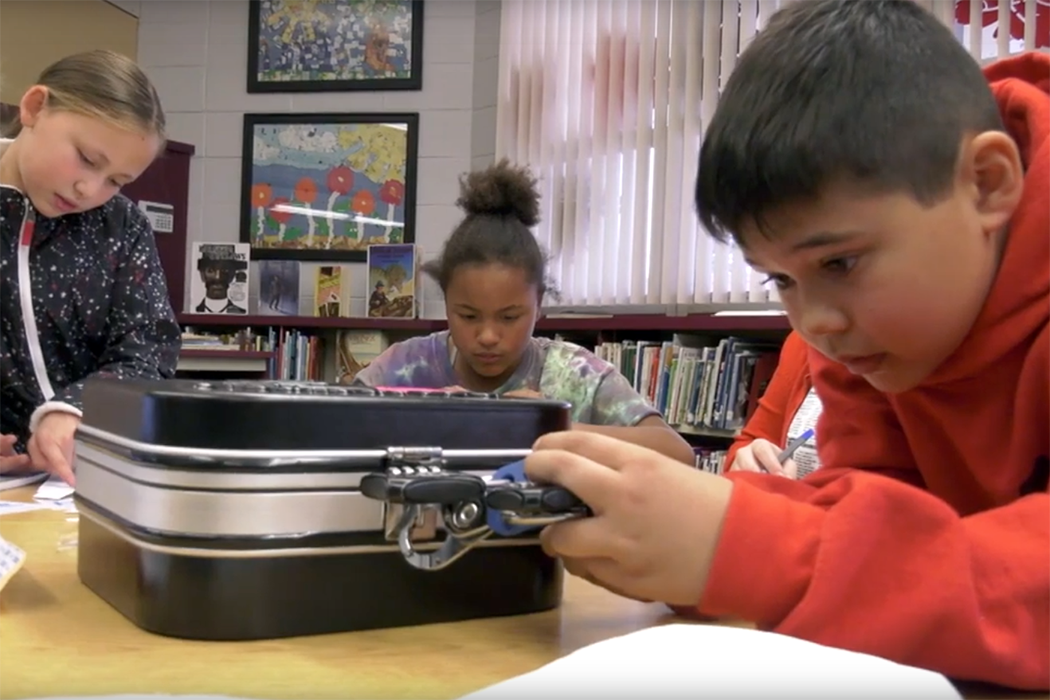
(239, 112, 419, 263)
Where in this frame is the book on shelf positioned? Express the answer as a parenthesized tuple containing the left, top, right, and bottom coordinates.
(598, 333, 780, 432)
(188, 242, 250, 315)
(335, 330, 391, 383)
(270, 327, 325, 381)
(258, 260, 302, 316)
(596, 333, 782, 474)
(314, 265, 351, 317)
(367, 243, 417, 319)
(693, 445, 730, 474)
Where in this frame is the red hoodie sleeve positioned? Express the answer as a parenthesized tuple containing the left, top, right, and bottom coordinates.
(724, 332, 808, 468)
(700, 346, 1049, 690)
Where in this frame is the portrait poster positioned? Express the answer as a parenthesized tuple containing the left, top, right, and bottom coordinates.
(189, 242, 251, 315)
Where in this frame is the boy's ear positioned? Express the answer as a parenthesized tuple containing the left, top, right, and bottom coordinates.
(18, 85, 49, 129)
(961, 130, 1025, 237)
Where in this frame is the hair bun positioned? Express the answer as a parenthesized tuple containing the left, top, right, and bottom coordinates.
(456, 158, 541, 228)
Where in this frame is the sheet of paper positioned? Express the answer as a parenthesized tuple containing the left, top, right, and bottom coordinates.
(47, 497, 77, 513)
(457, 624, 963, 699)
(0, 472, 49, 492)
(0, 533, 26, 591)
(0, 500, 56, 516)
(33, 474, 75, 501)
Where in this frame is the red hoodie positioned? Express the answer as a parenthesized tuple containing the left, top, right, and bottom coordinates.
(699, 52, 1050, 691)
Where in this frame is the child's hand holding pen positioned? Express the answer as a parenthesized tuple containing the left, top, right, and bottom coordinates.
(727, 428, 814, 478)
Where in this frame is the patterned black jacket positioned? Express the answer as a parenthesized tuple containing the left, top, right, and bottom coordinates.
(0, 184, 181, 452)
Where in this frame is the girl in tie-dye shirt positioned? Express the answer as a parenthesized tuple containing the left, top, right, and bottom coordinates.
(354, 160, 694, 464)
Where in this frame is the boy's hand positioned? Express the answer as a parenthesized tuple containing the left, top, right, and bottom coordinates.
(0, 434, 31, 473)
(27, 412, 79, 486)
(730, 438, 797, 478)
(524, 431, 734, 607)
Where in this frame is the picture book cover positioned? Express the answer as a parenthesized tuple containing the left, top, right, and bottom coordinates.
(189, 242, 250, 315)
(314, 265, 351, 317)
(259, 259, 301, 316)
(367, 243, 416, 318)
(336, 329, 391, 383)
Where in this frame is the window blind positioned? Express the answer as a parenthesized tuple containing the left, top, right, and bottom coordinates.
(495, 0, 1047, 312)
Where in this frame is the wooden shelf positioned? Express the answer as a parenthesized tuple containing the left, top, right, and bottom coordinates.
(176, 313, 791, 332)
(178, 314, 444, 331)
(676, 424, 738, 439)
(179, 349, 274, 359)
(538, 315, 790, 332)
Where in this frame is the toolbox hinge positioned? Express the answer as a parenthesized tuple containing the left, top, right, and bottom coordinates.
(381, 446, 445, 543)
(385, 446, 444, 467)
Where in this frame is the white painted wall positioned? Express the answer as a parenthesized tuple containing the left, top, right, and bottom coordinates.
(135, 0, 501, 318)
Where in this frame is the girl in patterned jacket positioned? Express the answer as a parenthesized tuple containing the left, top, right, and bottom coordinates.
(0, 50, 181, 486)
(354, 160, 695, 465)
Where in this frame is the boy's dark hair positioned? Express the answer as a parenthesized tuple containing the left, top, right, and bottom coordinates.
(694, 0, 1005, 243)
(423, 158, 556, 299)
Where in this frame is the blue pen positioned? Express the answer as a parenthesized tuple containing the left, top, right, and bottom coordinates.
(777, 427, 815, 464)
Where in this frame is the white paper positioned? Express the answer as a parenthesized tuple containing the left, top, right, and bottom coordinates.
(0, 533, 26, 590)
(457, 624, 962, 700)
(33, 473, 75, 501)
(0, 471, 48, 492)
(0, 500, 55, 516)
(48, 497, 77, 512)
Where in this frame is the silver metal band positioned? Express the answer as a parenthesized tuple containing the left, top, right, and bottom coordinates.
(76, 423, 532, 467)
(73, 440, 527, 539)
(77, 504, 540, 560)
(74, 441, 495, 491)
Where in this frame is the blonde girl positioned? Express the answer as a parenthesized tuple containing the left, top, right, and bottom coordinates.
(0, 50, 180, 485)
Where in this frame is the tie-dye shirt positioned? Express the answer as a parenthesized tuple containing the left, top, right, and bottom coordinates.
(353, 331, 658, 426)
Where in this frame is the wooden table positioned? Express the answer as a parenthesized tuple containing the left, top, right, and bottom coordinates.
(0, 487, 1043, 700)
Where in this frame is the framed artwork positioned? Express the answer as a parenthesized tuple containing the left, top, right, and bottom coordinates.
(239, 112, 419, 263)
(247, 0, 424, 93)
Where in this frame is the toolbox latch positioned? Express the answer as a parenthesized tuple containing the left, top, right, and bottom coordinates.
(381, 447, 445, 543)
(382, 497, 438, 542)
(386, 446, 444, 466)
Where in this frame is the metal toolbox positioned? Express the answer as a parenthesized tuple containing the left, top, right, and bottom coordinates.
(73, 378, 572, 641)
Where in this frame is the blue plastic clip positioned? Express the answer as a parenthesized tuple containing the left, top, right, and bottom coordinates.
(486, 460, 536, 537)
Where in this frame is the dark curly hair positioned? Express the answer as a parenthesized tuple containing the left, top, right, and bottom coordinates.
(422, 159, 556, 299)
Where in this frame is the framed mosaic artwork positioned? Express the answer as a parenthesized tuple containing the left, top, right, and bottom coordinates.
(239, 112, 419, 263)
(247, 0, 424, 93)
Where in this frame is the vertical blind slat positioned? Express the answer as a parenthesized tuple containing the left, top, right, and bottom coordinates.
(495, 0, 1034, 311)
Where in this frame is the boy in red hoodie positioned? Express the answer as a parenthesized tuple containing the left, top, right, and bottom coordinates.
(524, 0, 1048, 691)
